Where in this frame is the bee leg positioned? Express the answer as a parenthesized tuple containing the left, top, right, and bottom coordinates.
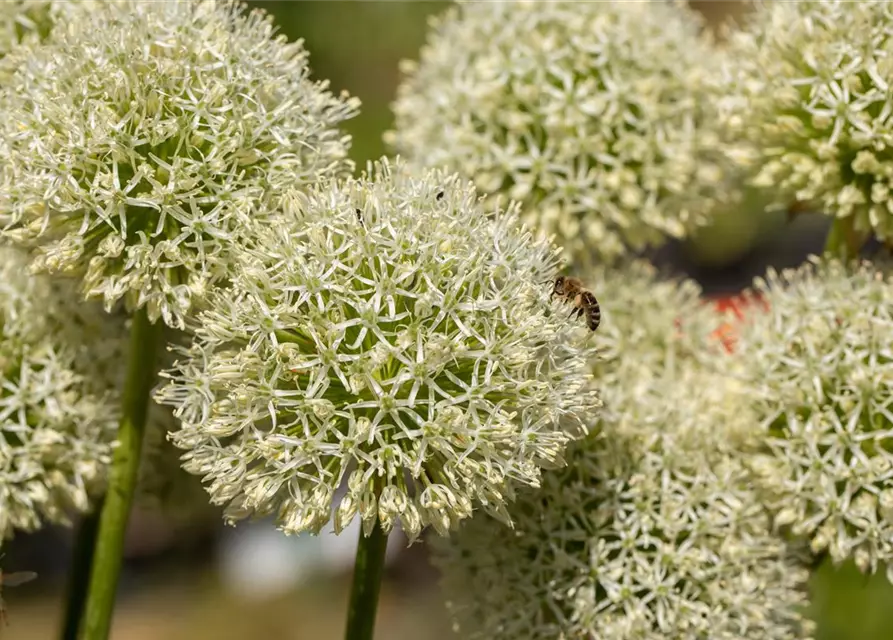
(566, 307, 577, 320)
(575, 308, 584, 320)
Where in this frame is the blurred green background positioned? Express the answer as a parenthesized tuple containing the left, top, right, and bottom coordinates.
(3, 3, 891, 639)
(255, 0, 450, 169)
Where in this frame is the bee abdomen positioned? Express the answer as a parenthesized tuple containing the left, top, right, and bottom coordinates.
(581, 291, 600, 331)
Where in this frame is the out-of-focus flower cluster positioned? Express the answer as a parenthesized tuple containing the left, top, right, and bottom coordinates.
(157, 158, 600, 542)
(435, 263, 813, 640)
(0, 1, 51, 58)
(719, 0, 893, 241)
(0, 0, 359, 329)
(0, 247, 119, 539)
(137, 403, 219, 523)
(388, 0, 727, 265)
(132, 328, 214, 520)
(734, 257, 893, 582)
(587, 260, 723, 386)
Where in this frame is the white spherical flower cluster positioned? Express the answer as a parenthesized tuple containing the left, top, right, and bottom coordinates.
(0, 0, 360, 329)
(719, 0, 893, 241)
(734, 257, 893, 582)
(436, 361, 813, 640)
(0, 248, 119, 539)
(388, 0, 727, 264)
(157, 158, 600, 541)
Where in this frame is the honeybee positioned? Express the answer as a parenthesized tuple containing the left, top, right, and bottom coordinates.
(551, 276, 600, 332)
(0, 569, 37, 626)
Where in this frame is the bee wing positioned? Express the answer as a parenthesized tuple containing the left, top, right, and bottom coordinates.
(1, 571, 37, 587)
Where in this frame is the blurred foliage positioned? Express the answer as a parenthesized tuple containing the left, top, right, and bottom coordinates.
(810, 558, 893, 640)
(7, 573, 452, 640)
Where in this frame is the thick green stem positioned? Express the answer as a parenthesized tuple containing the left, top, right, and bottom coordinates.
(344, 524, 389, 640)
(824, 216, 863, 261)
(81, 309, 162, 640)
(60, 498, 104, 640)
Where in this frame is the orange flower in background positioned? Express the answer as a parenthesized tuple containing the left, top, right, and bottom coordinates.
(706, 293, 768, 353)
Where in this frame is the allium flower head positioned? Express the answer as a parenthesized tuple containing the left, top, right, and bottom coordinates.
(734, 257, 893, 581)
(157, 158, 600, 541)
(436, 359, 813, 640)
(719, 0, 893, 240)
(0, 247, 119, 539)
(0, 0, 360, 328)
(387, 0, 726, 264)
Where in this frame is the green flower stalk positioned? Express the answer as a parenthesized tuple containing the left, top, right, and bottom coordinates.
(387, 0, 728, 265)
(718, 0, 893, 257)
(734, 258, 893, 583)
(0, 1, 360, 637)
(0, 247, 118, 540)
(157, 157, 600, 540)
(435, 265, 814, 639)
